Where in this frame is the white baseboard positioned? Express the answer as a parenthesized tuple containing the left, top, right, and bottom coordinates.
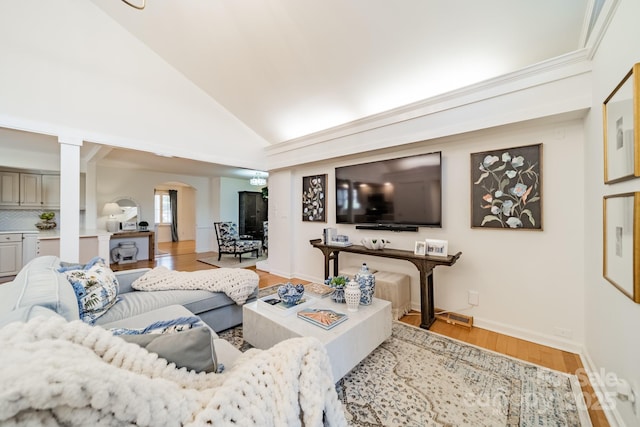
(268, 268, 295, 281)
(409, 300, 583, 354)
(255, 259, 270, 272)
(579, 351, 625, 427)
(471, 317, 584, 354)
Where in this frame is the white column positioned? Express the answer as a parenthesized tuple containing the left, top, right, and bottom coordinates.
(84, 161, 98, 229)
(59, 136, 83, 263)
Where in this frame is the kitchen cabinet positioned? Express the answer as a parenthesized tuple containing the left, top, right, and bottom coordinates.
(21, 173, 61, 208)
(0, 171, 63, 208)
(0, 170, 86, 209)
(0, 172, 20, 206)
(41, 175, 61, 208)
(19, 173, 43, 207)
(22, 233, 38, 265)
(0, 233, 23, 277)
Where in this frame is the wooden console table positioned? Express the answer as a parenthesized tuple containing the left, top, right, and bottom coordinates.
(310, 238, 461, 329)
(111, 231, 155, 260)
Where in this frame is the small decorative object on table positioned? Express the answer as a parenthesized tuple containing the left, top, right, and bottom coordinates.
(258, 293, 315, 316)
(355, 263, 375, 305)
(425, 239, 449, 257)
(138, 221, 149, 231)
(277, 282, 305, 306)
(344, 279, 361, 312)
(329, 234, 352, 247)
(361, 238, 389, 250)
(35, 211, 57, 230)
(325, 275, 349, 303)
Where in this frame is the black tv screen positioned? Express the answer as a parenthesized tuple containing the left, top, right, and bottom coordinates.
(335, 151, 442, 227)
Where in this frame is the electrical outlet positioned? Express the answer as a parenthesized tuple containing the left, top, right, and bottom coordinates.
(553, 327, 573, 339)
(468, 290, 479, 306)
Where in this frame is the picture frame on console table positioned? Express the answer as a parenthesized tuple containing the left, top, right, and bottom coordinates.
(470, 143, 543, 230)
(603, 63, 640, 184)
(302, 174, 327, 222)
(603, 192, 640, 303)
(414, 241, 426, 255)
(425, 239, 448, 257)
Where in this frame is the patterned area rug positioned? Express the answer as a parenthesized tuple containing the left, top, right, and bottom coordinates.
(219, 320, 589, 426)
(221, 285, 588, 425)
(197, 254, 266, 268)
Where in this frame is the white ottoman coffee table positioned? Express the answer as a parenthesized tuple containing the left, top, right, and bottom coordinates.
(243, 297, 392, 380)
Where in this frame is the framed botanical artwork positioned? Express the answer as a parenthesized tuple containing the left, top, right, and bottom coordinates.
(414, 241, 426, 256)
(603, 192, 640, 303)
(603, 63, 640, 184)
(302, 174, 327, 222)
(470, 143, 542, 230)
(425, 239, 448, 257)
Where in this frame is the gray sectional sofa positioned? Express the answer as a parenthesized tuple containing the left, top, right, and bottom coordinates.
(97, 265, 258, 333)
(0, 256, 259, 369)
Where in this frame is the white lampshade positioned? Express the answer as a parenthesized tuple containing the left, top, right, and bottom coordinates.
(102, 202, 122, 216)
(103, 202, 122, 232)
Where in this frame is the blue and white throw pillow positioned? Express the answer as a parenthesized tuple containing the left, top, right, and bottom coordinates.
(59, 257, 119, 324)
(109, 316, 204, 336)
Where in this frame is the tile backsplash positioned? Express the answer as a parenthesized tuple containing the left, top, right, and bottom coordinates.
(0, 209, 85, 231)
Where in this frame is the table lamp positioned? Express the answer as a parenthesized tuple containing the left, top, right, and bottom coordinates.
(103, 202, 122, 232)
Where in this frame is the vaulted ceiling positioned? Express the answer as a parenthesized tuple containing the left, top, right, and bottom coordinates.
(0, 1, 595, 179)
(90, 0, 592, 145)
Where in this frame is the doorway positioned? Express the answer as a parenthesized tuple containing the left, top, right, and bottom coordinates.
(155, 182, 196, 256)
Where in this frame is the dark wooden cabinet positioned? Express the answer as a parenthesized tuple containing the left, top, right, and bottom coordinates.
(238, 191, 267, 240)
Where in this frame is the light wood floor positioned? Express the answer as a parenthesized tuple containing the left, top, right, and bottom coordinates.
(114, 240, 609, 426)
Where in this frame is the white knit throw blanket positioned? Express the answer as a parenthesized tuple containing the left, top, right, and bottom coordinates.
(0, 316, 347, 426)
(131, 266, 259, 305)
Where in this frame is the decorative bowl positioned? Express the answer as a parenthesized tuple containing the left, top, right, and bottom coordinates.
(277, 283, 305, 306)
(35, 221, 57, 230)
(361, 238, 389, 250)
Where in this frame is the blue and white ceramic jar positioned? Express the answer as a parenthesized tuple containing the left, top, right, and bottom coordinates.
(331, 287, 346, 303)
(355, 263, 375, 305)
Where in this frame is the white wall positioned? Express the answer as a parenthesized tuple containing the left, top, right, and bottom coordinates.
(270, 117, 586, 354)
(0, 129, 59, 171)
(96, 166, 211, 248)
(0, 0, 268, 170)
(584, 0, 640, 425)
(207, 176, 263, 252)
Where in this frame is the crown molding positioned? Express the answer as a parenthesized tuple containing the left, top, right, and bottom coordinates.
(267, 49, 592, 157)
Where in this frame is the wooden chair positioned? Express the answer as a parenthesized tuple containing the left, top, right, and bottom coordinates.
(214, 222, 260, 262)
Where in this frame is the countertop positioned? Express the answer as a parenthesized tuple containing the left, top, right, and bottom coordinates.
(0, 229, 111, 239)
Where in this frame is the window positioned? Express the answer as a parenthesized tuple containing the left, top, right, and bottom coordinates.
(154, 191, 172, 224)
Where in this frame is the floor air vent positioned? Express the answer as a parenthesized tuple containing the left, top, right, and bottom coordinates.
(435, 308, 473, 328)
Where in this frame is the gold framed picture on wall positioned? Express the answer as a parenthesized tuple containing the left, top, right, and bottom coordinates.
(603, 192, 640, 303)
(603, 63, 640, 184)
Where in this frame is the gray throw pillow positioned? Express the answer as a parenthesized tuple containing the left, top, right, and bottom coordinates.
(120, 326, 217, 373)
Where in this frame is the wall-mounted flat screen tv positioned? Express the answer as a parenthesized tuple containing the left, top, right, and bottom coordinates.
(335, 151, 442, 227)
